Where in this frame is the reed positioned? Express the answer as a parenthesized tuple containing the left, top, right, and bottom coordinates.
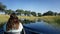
(41, 16, 60, 25)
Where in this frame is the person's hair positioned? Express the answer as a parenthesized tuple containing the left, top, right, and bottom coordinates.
(6, 13, 19, 31)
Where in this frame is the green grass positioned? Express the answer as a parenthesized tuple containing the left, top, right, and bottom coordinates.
(0, 15, 9, 22)
(41, 16, 60, 23)
(41, 16, 60, 26)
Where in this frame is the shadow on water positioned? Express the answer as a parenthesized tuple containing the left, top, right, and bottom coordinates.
(19, 18, 42, 24)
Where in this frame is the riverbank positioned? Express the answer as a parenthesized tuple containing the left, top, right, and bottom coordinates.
(0, 14, 40, 28)
(41, 16, 60, 24)
(41, 16, 60, 27)
(0, 14, 40, 22)
(0, 15, 60, 28)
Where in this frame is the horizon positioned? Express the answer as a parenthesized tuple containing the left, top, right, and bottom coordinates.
(0, 0, 60, 14)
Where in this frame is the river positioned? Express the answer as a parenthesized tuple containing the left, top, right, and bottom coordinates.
(0, 19, 60, 34)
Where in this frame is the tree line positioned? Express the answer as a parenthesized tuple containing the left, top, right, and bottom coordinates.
(0, 2, 60, 17)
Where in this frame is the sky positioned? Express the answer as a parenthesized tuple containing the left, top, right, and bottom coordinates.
(0, 0, 60, 14)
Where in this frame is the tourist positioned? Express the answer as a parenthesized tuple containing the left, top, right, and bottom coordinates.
(3, 13, 24, 34)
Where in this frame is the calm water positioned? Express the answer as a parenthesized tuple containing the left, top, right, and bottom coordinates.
(23, 19, 60, 34)
(0, 19, 60, 34)
(23, 21, 60, 34)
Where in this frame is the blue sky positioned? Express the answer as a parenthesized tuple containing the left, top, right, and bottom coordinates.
(0, 0, 60, 14)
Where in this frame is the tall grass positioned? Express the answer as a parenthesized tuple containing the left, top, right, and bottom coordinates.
(0, 15, 9, 28)
(0, 15, 39, 28)
(0, 15, 60, 28)
(0, 15, 9, 22)
(0, 15, 37, 22)
(41, 16, 60, 25)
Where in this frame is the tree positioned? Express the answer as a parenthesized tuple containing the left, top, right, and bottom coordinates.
(31, 12, 36, 16)
(0, 2, 6, 11)
(58, 13, 60, 16)
(38, 13, 41, 17)
(16, 9, 24, 15)
(24, 10, 31, 16)
(54, 12, 57, 16)
(5, 9, 14, 15)
(43, 11, 53, 16)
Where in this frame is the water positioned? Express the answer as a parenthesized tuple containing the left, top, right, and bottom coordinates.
(23, 19, 60, 34)
(0, 19, 60, 34)
(24, 22, 60, 34)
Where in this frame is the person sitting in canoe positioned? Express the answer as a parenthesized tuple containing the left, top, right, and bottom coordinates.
(3, 13, 24, 34)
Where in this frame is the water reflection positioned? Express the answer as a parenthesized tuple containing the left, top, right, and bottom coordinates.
(19, 18, 60, 34)
(19, 18, 42, 24)
(23, 21, 60, 34)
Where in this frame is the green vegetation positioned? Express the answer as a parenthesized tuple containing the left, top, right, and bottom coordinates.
(0, 15, 60, 24)
(41, 16, 60, 25)
(0, 15, 9, 22)
(0, 2, 6, 11)
(0, 2, 60, 17)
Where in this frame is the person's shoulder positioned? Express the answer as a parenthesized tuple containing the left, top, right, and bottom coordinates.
(19, 22, 22, 25)
(19, 22, 23, 30)
(19, 22, 23, 27)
